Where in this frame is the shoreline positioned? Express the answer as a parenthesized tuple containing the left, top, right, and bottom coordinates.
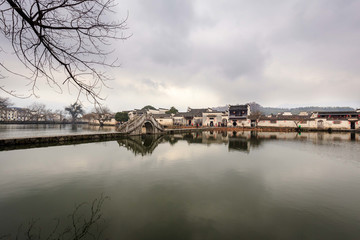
(0, 126, 358, 148)
(0, 121, 88, 125)
(165, 126, 359, 133)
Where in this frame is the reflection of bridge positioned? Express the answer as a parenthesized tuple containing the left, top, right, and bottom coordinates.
(117, 114, 164, 135)
(116, 132, 256, 155)
(116, 131, 359, 156)
(117, 135, 165, 156)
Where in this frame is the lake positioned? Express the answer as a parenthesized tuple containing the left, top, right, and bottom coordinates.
(0, 131, 359, 239)
(0, 124, 116, 139)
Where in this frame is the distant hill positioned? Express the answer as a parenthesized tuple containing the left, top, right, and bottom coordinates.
(213, 102, 355, 115)
(212, 105, 229, 112)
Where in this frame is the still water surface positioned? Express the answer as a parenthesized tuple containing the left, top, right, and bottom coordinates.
(0, 124, 115, 139)
(0, 131, 359, 239)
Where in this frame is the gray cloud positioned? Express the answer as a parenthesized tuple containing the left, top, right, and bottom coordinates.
(1, 0, 359, 111)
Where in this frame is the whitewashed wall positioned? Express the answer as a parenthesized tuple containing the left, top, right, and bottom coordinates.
(227, 119, 251, 127)
(202, 113, 223, 126)
(156, 118, 173, 126)
(173, 117, 186, 126)
(315, 119, 357, 130)
(256, 119, 359, 130)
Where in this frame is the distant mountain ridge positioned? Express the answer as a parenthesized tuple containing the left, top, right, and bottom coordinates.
(212, 103, 355, 115)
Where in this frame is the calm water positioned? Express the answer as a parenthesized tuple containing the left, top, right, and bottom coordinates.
(0, 124, 116, 139)
(0, 131, 359, 239)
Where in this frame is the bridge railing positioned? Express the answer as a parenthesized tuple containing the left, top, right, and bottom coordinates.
(117, 113, 164, 134)
(117, 114, 143, 132)
(128, 114, 146, 133)
(148, 115, 164, 131)
(118, 114, 147, 133)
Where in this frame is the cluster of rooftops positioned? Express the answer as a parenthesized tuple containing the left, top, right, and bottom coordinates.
(124, 104, 360, 130)
(128, 104, 360, 121)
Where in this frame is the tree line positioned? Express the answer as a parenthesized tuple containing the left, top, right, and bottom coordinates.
(1, 96, 180, 125)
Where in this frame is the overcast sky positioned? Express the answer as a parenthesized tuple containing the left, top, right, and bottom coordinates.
(1, 0, 360, 112)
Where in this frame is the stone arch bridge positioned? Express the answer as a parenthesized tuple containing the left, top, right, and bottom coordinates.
(117, 114, 165, 135)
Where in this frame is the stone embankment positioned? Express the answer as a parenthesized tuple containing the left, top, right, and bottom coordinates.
(0, 132, 125, 150)
(0, 121, 88, 124)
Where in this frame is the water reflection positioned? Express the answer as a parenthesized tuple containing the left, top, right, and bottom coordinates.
(116, 131, 359, 156)
(0, 131, 360, 239)
(2, 194, 109, 240)
(0, 124, 116, 139)
(117, 135, 166, 156)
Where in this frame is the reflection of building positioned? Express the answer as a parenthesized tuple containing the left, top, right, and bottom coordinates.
(228, 137, 250, 152)
(116, 130, 359, 156)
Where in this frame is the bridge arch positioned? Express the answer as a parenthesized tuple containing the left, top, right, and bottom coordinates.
(117, 113, 165, 135)
(143, 121, 154, 134)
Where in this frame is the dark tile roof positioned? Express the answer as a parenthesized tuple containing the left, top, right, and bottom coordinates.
(188, 108, 208, 113)
(174, 111, 203, 118)
(173, 112, 188, 117)
(153, 114, 172, 118)
(255, 115, 313, 121)
(134, 110, 146, 114)
(205, 114, 222, 118)
(229, 105, 248, 111)
(316, 111, 358, 115)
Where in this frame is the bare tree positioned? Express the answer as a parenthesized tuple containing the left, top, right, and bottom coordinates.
(0, 0, 129, 104)
(55, 109, 65, 122)
(1, 195, 109, 240)
(28, 102, 46, 121)
(249, 110, 263, 127)
(93, 106, 111, 126)
(0, 96, 12, 109)
(65, 102, 84, 123)
(0, 96, 11, 121)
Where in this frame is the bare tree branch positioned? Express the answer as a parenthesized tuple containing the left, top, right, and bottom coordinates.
(2, 194, 109, 240)
(0, 0, 129, 105)
(93, 105, 111, 126)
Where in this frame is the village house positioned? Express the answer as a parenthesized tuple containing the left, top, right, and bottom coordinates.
(128, 108, 169, 120)
(153, 113, 173, 127)
(172, 113, 187, 126)
(252, 110, 360, 130)
(148, 108, 169, 115)
(256, 114, 315, 129)
(202, 110, 224, 127)
(311, 110, 360, 130)
(0, 107, 36, 121)
(123, 105, 359, 131)
(173, 108, 210, 126)
(83, 113, 117, 126)
(228, 104, 251, 127)
(128, 109, 146, 120)
(186, 108, 210, 126)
